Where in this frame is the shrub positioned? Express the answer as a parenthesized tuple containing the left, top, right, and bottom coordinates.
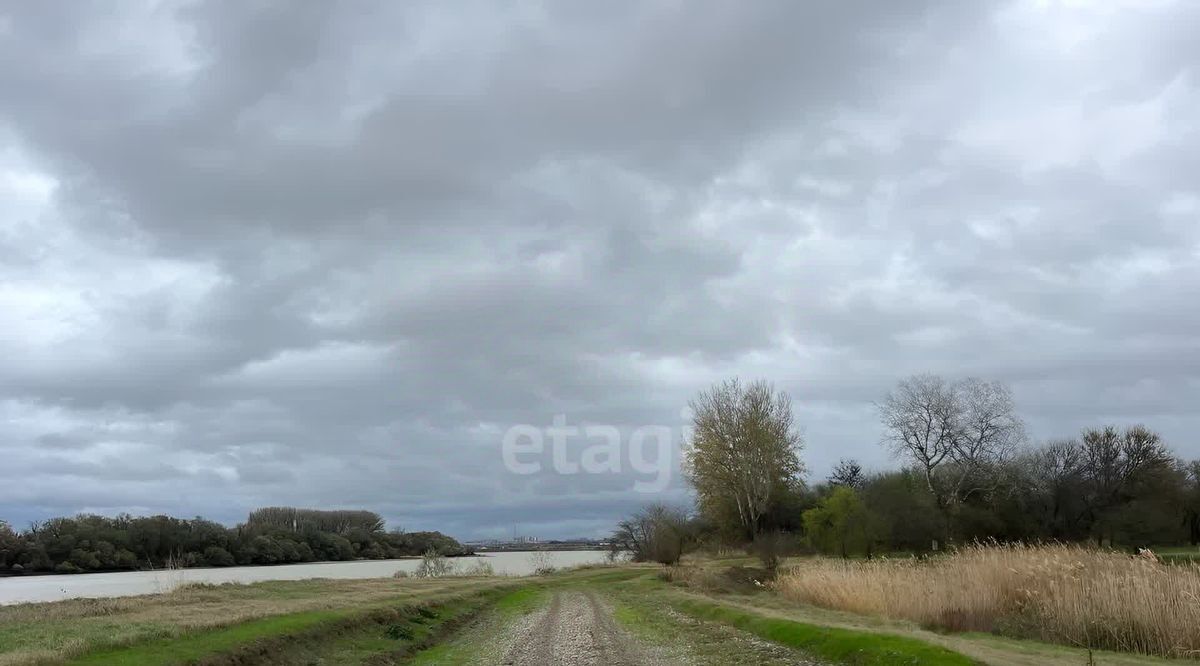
(115, 548, 139, 569)
(413, 549, 455, 578)
(463, 559, 495, 576)
(612, 504, 691, 565)
(528, 550, 556, 576)
(648, 524, 685, 566)
(54, 561, 82, 573)
(752, 531, 785, 573)
(203, 546, 235, 567)
(69, 548, 102, 571)
(801, 486, 876, 558)
(384, 624, 414, 640)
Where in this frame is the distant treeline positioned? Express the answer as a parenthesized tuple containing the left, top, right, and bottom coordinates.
(617, 377, 1200, 564)
(0, 507, 470, 574)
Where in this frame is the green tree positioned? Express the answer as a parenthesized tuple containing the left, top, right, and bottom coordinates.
(0, 520, 21, 568)
(802, 486, 875, 558)
(827, 459, 865, 488)
(685, 379, 804, 540)
(860, 470, 940, 552)
(1186, 461, 1200, 545)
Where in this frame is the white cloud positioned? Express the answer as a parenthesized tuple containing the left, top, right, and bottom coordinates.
(0, 0, 1198, 537)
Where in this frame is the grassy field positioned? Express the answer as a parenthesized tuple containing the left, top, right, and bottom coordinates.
(1154, 546, 1200, 565)
(609, 571, 977, 665)
(1, 556, 1197, 665)
(0, 576, 513, 665)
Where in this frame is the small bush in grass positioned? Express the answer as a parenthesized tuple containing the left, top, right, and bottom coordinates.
(416, 606, 438, 619)
(752, 531, 787, 575)
(463, 559, 495, 576)
(659, 564, 769, 594)
(648, 524, 685, 566)
(173, 581, 223, 592)
(657, 565, 682, 583)
(413, 549, 456, 578)
(384, 623, 414, 640)
(529, 550, 556, 576)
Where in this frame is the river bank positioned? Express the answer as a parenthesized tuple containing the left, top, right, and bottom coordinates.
(0, 550, 610, 605)
(0, 555, 431, 579)
(7, 556, 1180, 666)
(5, 557, 1189, 666)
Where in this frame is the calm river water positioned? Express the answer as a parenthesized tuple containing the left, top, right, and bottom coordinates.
(0, 550, 611, 605)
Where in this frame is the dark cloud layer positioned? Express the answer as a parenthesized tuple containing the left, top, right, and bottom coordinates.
(2, 0, 1199, 539)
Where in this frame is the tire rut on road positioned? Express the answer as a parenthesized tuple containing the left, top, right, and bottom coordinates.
(583, 590, 634, 663)
(471, 587, 826, 666)
(498, 590, 670, 665)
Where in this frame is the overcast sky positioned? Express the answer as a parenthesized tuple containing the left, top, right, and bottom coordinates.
(2, 1, 1198, 540)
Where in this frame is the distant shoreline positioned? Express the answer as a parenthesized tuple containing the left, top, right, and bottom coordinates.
(0, 554, 434, 579)
(469, 544, 609, 553)
(0, 548, 615, 579)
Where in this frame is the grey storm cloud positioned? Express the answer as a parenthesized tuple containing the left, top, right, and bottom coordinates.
(1, 0, 1199, 539)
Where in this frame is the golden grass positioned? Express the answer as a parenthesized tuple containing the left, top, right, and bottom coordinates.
(772, 543, 1200, 658)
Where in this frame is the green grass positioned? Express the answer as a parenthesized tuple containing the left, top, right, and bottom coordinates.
(610, 592, 795, 665)
(20, 561, 1178, 666)
(0, 576, 505, 664)
(67, 609, 347, 665)
(490, 586, 545, 613)
(669, 598, 979, 665)
(2, 569, 640, 666)
(309, 597, 489, 664)
(409, 586, 548, 664)
(601, 571, 975, 665)
(1152, 545, 1200, 564)
(62, 585, 523, 665)
(0, 618, 170, 663)
(405, 635, 465, 663)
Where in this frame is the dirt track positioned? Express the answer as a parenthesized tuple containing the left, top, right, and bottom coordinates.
(481, 588, 823, 666)
(498, 590, 670, 665)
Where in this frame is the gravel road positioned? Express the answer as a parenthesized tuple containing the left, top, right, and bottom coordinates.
(497, 590, 671, 665)
(487, 589, 823, 666)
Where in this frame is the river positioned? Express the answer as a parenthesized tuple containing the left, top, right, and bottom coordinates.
(0, 550, 612, 605)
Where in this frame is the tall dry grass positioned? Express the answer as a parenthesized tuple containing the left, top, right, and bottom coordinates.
(773, 543, 1200, 658)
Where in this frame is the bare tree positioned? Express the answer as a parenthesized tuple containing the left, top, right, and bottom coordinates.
(685, 379, 804, 539)
(610, 504, 690, 565)
(1026, 439, 1087, 539)
(1078, 424, 1173, 544)
(1185, 460, 1200, 545)
(877, 375, 1024, 532)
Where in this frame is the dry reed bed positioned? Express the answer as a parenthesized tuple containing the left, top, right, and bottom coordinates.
(772, 543, 1200, 658)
